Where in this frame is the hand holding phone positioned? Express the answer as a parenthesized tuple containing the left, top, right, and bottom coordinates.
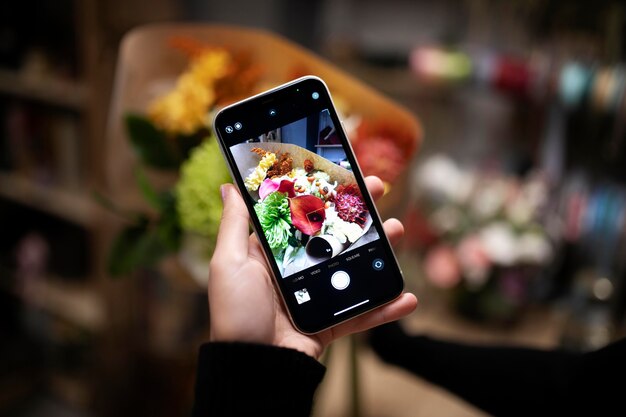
(210, 178, 417, 359)
(212, 76, 417, 339)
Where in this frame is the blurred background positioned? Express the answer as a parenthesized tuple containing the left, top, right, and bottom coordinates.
(1, 0, 625, 416)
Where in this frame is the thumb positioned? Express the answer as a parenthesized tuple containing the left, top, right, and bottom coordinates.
(213, 184, 250, 261)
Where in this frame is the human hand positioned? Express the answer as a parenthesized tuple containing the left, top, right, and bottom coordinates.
(208, 176, 418, 360)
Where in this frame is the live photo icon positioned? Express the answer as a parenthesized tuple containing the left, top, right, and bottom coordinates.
(294, 288, 311, 304)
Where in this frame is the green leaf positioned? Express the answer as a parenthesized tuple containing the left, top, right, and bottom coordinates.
(156, 215, 182, 252)
(125, 113, 179, 169)
(106, 191, 183, 277)
(107, 218, 149, 276)
(107, 216, 174, 277)
(135, 167, 163, 210)
(176, 131, 206, 161)
(155, 193, 182, 251)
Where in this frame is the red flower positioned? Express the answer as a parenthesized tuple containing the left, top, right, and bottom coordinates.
(290, 195, 326, 235)
(350, 118, 420, 184)
(352, 137, 406, 184)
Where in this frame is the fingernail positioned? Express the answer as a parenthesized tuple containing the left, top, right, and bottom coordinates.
(220, 184, 228, 202)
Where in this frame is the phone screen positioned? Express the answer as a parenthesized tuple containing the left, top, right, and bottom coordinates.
(213, 76, 404, 333)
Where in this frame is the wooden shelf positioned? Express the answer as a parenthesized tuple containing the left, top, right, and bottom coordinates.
(0, 68, 87, 111)
(0, 172, 98, 227)
(49, 373, 93, 409)
(18, 276, 106, 333)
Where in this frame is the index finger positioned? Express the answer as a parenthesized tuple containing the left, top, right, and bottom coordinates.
(364, 176, 385, 201)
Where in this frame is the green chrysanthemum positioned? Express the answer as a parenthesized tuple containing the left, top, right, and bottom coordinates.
(176, 137, 231, 239)
(254, 191, 292, 254)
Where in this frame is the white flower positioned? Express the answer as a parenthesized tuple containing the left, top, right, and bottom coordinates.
(430, 205, 463, 234)
(290, 167, 307, 178)
(505, 173, 548, 225)
(310, 176, 337, 200)
(470, 178, 508, 220)
(455, 171, 476, 204)
(517, 232, 553, 265)
(322, 209, 364, 244)
(312, 171, 330, 182)
(506, 195, 534, 225)
(523, 173, 549, 211)
(479, 222, 518, 266)
(415, 154, 469, 203)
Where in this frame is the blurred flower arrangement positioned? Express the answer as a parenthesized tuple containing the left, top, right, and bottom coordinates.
(103, 38, 256, 279)
(411, 154, 555, 323)
(103, 36, 415, 282)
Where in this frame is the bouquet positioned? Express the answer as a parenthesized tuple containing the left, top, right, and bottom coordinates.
(104, 34, 419, 284)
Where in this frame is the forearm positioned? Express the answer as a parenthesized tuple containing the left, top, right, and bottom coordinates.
(372, 324, 626, 417)
(192, 341, 326, 417)
(398, 336, 577, 416)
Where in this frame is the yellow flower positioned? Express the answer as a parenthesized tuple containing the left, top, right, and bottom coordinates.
(148, 48, 232, 135)
(188, 48, 232, 84)
(244, 152, 276, 191)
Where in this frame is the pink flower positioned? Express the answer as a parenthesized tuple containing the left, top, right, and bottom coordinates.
(290, 195, 326, 235)
(259, 179, 295, 200)
(456, 235, 491, 287)
(424, 244, 461, 289)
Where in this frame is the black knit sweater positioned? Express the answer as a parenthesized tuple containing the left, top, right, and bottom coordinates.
(369, 321, 626, 416)
(192, 342, 325, 417)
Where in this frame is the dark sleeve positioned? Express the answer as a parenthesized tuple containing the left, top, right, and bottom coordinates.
(191, 341, 326, 417)
(370, 322, 626, 416)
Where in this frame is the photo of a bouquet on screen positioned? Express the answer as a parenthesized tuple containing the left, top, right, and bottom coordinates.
(230, 111, 380, 278)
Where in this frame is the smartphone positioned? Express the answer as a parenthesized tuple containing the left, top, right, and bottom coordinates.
(213, 75, 405, 334)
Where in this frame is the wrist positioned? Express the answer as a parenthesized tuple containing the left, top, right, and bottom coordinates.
(276, 335, 323, 361)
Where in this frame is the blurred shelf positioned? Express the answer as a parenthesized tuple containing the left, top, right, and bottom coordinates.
(0, 371, 42, 413)
(18, 276, 106, 333)
(159, 256, 207, 295)
(49, 373, 93, 411)
(0, 68, 87, 111)
(0, 172, 98, 227)
(332, 56, 468, 106)
(333, 59, 420, 99)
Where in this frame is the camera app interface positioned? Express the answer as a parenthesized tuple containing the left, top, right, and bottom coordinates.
(229, 109, 382, 280)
